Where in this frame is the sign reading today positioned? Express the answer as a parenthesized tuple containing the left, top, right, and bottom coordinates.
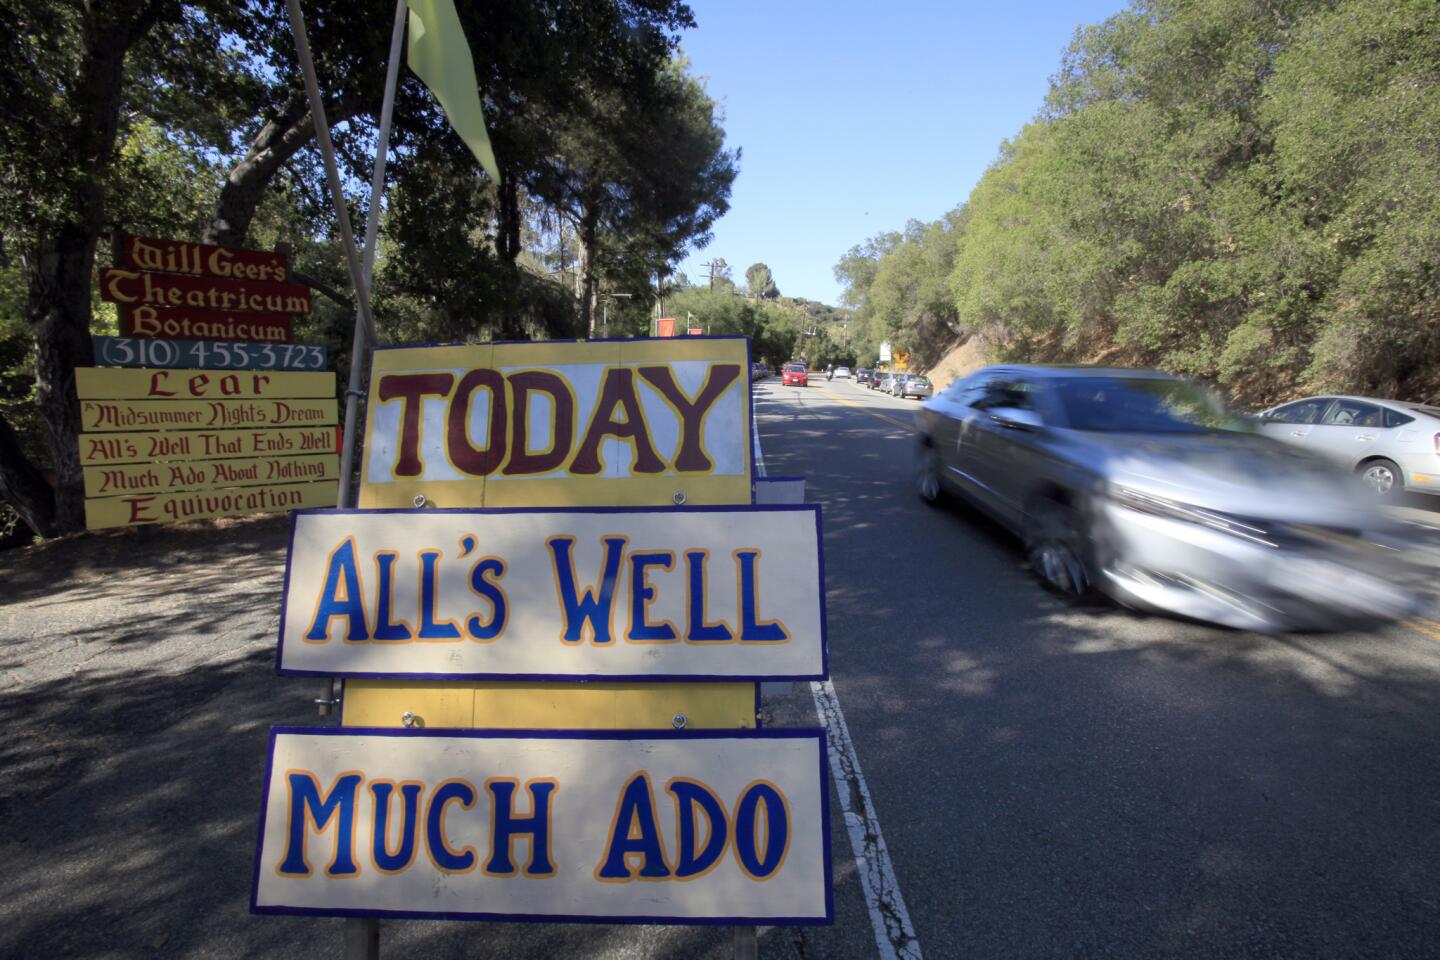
(251, 727, 832, 924)
(360, 338, 752, 508)
(277, 505, 826, 681)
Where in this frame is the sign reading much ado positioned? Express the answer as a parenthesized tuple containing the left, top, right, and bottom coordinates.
(361, 338, 752, 508)
(277, 505, 826, 680)
(74, 366, 339, 530)
(94, 336, 327, 371)
(252, 727, 832, 924)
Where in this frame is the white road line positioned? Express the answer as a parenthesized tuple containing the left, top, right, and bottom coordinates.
(752, 385, 924, 960)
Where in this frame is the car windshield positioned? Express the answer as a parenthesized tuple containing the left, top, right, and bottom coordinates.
(784, 364, 804, 372)
(1055, 377, 1252, 434)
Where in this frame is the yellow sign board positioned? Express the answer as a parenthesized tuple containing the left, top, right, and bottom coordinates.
(80, 397, 336, 432)
(84, 479, 338, 529)
(359, 338, 752, 508)
(83, 453, 337, 498)
(75, 367, 333, 400)
(79, 425, 338, 467)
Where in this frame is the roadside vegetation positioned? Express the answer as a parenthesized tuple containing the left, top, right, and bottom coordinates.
(837, 0, 1440, 406)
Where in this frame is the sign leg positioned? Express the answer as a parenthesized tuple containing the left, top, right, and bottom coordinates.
(345, 917, 379, 960)
(732, 926, 758, 960)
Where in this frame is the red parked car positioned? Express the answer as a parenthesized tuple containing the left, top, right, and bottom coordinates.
(782, 362, 808, 386)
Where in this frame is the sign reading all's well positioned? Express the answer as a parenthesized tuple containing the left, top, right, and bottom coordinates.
(277, 505, 826, 681)
(361, 338, 752, 508)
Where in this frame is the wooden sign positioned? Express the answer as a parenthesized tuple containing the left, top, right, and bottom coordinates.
(118, 233, 290, 283)
(360, 338, 752, 508)
(79, 426, 338, 467)
(276, 505, 826, 681)
(93, 336, 326, 371)
(75, 367, 339, 529)
(101, 268, 312, 317)
(85, 480, 338, 530)
(251, 727, 832, 924)
(79, 397, 336, 432)
(84, 453, 338, 498)
(120, 305, 293, 343)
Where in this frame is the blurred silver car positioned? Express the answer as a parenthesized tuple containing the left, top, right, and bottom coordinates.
(914, 365, 1419, 632)
(894, 375, 932, 399)
(1257, 395, 1440, 498)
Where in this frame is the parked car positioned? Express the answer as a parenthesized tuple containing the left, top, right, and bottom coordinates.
(856, 368, 874, 386)
(1256, 395, 1440, 498)
(894, 374, 932, 399)
(750, 362, 769, 381)
(834, 366, 851, 379)
(913, 364, 1418, 632)
(781, 362, 808, 387)
(879, 372, 906, 394)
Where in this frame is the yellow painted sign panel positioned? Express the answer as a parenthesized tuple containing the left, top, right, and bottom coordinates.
(83, 453, 337, 498)
(79, 425, 338, 466)
(75, 367, 333, 400)
(84, 479, 338, 529)
(358, 338, 752, 508)
(80, 397, 336, 432)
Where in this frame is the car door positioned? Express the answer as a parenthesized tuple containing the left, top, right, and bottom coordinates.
(963, 374, 1040, 524)
(1258, 398, 1330, 447)
(1306, 398, 1385, 468)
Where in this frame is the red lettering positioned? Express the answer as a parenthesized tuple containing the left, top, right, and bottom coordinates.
(446, 369, 508, 476)
(503, 371, 574, 476)
(147, 371, 176, 397)
(637, 364, 740, 472)
(189, 373, 211, 396)
(377, 373, 455, 476)
(570, 368, 666, 476)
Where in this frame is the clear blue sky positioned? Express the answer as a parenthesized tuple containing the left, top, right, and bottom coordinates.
(675, 0, 1128, 305)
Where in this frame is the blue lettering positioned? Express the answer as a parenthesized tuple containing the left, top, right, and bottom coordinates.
(278, 771, 361, 877)
(417, 550, 461, 640)
(373, 552, 412, 641)
(596, 772, 671, 880)
(668, 779, 728, 878)
(685, 550, 733, 642)
(736, 550, 788, 642)
(485, 779, 557, 876)
(548, 535, 626, 644)
(304, 538, 369, 642)
(734, 781, 789, 878)
(628, 551, 677, 642)
(370, 781, 421, 872)
(466, 557, 508, 641)
(426, 780, 477, 872)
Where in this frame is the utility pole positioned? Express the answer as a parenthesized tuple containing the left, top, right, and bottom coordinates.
(700, 258, 727, 290)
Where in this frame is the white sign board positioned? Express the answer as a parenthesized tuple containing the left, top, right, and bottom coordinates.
(277, 505, 827, 681)
(878, 341, 892, 363)
(251, 727, 832, 924)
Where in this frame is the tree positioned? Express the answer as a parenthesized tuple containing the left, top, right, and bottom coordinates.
(745, 262, 778, 298)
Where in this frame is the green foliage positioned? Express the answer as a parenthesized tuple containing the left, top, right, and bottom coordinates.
(744, 262, 779, 298)
(838, 0, 1440, 406)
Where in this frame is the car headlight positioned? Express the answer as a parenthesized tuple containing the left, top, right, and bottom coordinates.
(1110, 485, 1277, 547)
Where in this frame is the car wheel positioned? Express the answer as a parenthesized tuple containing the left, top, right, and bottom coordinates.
(1358, 458, 1402, 498)
(1025, 499, 1093, 599)
(915, 444, 943, 505)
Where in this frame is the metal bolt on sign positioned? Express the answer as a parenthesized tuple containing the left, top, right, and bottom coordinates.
(671, 713, 688, 730)
(672, 490, 688, 505)
(412, 495, 429, 508)
(400, 711, 417, 729)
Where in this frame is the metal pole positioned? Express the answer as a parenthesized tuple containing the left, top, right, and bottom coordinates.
(732, 926, 758, 960)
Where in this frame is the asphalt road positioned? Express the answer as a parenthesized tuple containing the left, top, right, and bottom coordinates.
(757, 376, 1440, 958)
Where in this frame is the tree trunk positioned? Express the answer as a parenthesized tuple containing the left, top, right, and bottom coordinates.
(0, 413, 57, 537)
(576, 195, 599, 336)
(22, 2, 157, 533)
(204, 92, 362, 248)
(496, 172, 521, 263)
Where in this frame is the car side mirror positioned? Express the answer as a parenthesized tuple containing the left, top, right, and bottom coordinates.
(989, 407, 1043, 431)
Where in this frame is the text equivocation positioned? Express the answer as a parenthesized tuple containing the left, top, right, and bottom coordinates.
(278, 506, 826, 680)
(92, 336, 327, 372)
(252, 728, 830, 923)
(84, 479, 339, 530)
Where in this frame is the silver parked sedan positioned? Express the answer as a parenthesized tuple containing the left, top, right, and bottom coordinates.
(894, 375, 933, 399)
(914, 365, 1419, 632)
(1257, 395, 1440, 498)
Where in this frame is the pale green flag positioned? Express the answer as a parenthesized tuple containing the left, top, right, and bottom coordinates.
(405, 0, 500, 181)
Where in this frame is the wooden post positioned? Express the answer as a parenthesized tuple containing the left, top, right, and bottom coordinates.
(345, 918, 379, 960)
(732, 926, 758, 960)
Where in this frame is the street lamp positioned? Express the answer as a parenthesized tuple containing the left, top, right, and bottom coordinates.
(601, 292, 632, 337)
